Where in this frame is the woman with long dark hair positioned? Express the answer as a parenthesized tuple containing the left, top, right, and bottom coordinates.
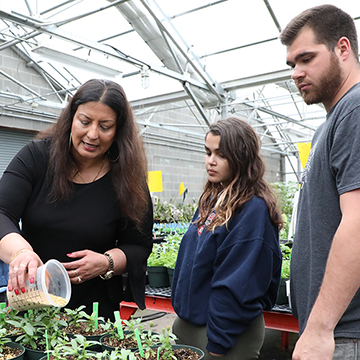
(171, 117, 283, 359)
(0, 79, 153, 319)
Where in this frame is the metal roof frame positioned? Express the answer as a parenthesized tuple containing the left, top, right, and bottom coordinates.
(1, 0, 358, 177)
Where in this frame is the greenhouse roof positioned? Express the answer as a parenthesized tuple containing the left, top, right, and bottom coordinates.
(1, 0, 359, 159)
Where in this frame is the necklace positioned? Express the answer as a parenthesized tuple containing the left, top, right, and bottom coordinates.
(74, 157, 106, 183)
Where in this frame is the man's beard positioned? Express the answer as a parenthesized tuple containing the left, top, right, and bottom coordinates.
(300, 52, 342, 105)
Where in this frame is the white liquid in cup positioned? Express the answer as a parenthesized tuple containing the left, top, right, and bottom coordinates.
(7, 259, 71, 311)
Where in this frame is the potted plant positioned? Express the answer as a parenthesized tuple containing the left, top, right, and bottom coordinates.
(271, 181, 298, 241)
(11, 307, 68, 360)
(0, 306, 23, 341)
(161, 234, 181, 287)
(153, 199, 196, 224)
(105, 348, 137, 360)
(63, 305, 111, 352)
(135, 326, 203, 360)
(100, 316, 158, 352)
(147, 232, 182, 288)
(0, 328, 25, 360)
(276, 244, 292, 306)
(39, 334, 102, 360)
(147, 244, 170, 288)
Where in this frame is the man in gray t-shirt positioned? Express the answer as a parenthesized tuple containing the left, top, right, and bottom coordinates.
(280, 5, 360, 360)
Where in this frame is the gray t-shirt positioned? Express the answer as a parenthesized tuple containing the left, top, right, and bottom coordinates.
(291, 82, 360, 337)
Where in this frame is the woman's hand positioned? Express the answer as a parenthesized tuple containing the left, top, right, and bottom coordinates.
(0, 232, 42, 295)
(62, 250, 112, 284)
(8, 249, 43, 295)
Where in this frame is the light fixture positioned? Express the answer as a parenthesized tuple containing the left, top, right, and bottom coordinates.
(32, 46, 122, 78)
(141, 66, 150, 89)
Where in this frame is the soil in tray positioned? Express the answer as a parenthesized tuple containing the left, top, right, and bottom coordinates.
(63, 322, 106, 336)
(102, 335, 138, 349)
(24, 341, 46, 352)
(5, 325, 23, 339)
(135, 348, 201, 360)
(45, 356, 97, 360)
(0, 346, 23, 360)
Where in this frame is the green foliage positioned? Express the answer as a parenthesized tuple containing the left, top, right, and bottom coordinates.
(111, 317, 159, 349)
(64, 305, 110, 334)
(122, 316, 144, 335)
(147, 245, 165, 267)
(82, 311, 109, 334)
(5, 305, 108, 352)
(156, 326, 178, 360)
(271, 181, 299, 240)
(49, 334, 101, 360)
(0, 328, 11, 353)
(63, 305, 89, 327)
(140, 322, 159, 349)
(1, 304, 188, 360)
(11, 307, 67, 350)
(0, 306, 22, 336)
(280, 244, 292, 279)
(107, 348, 137, 360)
(272, 181, 298, 215)
(153, 224, 188, 238)
(140, 325, 177, 360)
(282, 260, 291, 279)
(153, 198, 197, 223)
(147, 233, 182, 269)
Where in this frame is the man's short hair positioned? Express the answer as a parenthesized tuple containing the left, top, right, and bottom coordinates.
(279, 4, 358, 60)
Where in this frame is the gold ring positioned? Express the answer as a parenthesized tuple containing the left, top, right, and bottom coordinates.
(19, 264, 26, 268)
(74, 269, 78, 277)
(13, 267, 19, 271)
(77, 276, 82, 283)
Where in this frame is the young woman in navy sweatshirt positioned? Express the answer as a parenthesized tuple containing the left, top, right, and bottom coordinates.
(171, 117, 283, 360)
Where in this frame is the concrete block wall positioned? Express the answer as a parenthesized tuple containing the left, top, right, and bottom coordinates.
(144, 139, 206, 203)
(137, 102, 283, 204)
(0, 47, 61, 132)
(138, 102, 207, 203)
(0, 47, 58, 103)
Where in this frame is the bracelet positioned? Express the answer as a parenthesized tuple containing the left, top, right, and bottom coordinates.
(104, 253, 114, 271)
(11, 249, 32, 262)
(99, 253, 115, 280)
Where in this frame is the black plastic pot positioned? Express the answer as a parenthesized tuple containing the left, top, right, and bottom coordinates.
(3, 341, 25, 360)
(147, 266, 169, 288)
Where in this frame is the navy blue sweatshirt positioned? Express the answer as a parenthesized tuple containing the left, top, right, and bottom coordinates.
(171, 195, 282, 354)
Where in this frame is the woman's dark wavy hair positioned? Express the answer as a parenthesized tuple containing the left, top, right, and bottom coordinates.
(196, 117, 283, 232)
(279, 4, 359, 62)
(37, 78, 149, 229)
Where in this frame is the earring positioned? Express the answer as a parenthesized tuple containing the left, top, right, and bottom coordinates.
(108, 150, 120, 163)
(108, 144, 120, 162)
(69, 132, 72, 151)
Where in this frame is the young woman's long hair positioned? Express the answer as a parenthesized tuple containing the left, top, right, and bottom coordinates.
(37, 79, 149, 229)
(196, 117, 283, 232)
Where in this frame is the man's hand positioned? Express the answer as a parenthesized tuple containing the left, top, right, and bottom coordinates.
(292, 326, 335, 360)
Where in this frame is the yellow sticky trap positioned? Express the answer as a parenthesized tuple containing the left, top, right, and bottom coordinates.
(179, 182, 185, 197)
(148, 171, 163, 193)
(297, 142, 311, 170)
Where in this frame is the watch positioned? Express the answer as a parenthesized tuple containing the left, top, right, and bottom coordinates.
(99, 252, 115, 280)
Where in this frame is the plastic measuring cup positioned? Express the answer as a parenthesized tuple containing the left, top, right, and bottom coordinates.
(7, 259, 71, 311)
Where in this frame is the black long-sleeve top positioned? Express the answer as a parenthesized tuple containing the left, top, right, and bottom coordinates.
(0, 139, 153, 319)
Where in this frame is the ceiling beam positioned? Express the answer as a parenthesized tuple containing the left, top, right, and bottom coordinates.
(0, 9, 211, 92)
(221, 69, 293, 92)
(131, 69, 294, 108)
